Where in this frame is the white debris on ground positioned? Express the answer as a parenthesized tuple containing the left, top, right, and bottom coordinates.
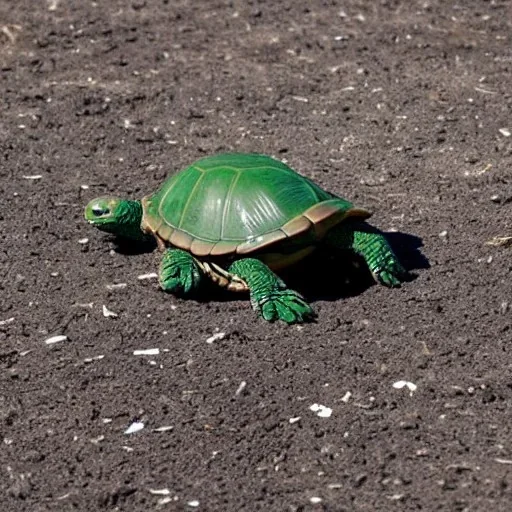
(309, 403, 333, 418)
(153, 425, 173, 432)
(106, 283, 127, 290)
(499, 128, 511, 137)
(0, 317, 15, 326)
(206, 330, 226, 344)
(102, 304, 118, 318)
(124, 421, 144, 434)
(393, 380, 418, 394)
(44, 335, 68, 345)
(235, 381, 246, 396)
(310, 496, 323, 504)
(137, 272, 158, 280)
(187, 500, 200, 508)
(133, 348, 160, 356)
(289, 416, 301, 424)
(22, 174, 42, 180)
(149, 488, 170, 496)
(341, 391, 352, 403)
(495, 458, 512, 465)
(83, 355, 104, 363)
(78, 238, 89, 244)
(485, 236, 512, 248)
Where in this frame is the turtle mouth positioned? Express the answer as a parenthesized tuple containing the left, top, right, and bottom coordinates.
(86, 216, 118, 232)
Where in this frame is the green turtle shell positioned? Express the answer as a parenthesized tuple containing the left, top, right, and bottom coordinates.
(141, 153, 370, 258)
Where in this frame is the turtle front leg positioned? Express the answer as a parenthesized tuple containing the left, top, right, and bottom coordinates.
(228, 258, 315, 324)
(325, 221, 408, 287)
(159, 248, 204, 296)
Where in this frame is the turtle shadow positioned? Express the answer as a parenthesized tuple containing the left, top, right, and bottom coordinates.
(288, 231, 428, 302)
(111, 236, 157, 255)
(202, 230, 428, 304)
(107, 230, 427, 303)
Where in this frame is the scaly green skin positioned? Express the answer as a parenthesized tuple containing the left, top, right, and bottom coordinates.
(160, 249, 203, 295)
(84, 197, 146, 241)
(228, 258, 315, 324)
(325, 221, 407, 286)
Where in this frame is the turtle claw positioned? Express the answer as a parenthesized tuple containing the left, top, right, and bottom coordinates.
(257, 289, 316, 324)
(372, 258, 409, 288)
(159, 249, 202, 296)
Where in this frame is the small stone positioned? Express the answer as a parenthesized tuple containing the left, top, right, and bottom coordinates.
(102, 305, 118, 318)
(392, 380, 417, 393)
(341, 391, 352, 403)
(309, 403, 332, 418)
(124, 421, 144, 434)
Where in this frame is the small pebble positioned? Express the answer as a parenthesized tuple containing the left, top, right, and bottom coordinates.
(341, 391, 352, 403)
(124, 421, 144, 434)
(310, 403, 332, 418)
(102, 305, 118, 318)
(392, 380, 417, 392)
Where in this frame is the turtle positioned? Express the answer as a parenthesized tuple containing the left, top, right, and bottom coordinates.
(84, 153, 407, 323)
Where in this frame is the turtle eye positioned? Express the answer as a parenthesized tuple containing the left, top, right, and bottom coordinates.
(92, 206, 110, 216)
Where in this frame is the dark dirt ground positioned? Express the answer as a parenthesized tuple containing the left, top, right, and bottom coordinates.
(1, 0, 512, 510)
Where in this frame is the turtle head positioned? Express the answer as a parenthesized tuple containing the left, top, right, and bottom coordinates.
(85, 196, 144, 240)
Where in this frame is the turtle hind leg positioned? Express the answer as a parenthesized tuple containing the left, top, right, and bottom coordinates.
(159, 248, 204, 296)
(325, 221, 408, 287)
(228, 258, 316, 324)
